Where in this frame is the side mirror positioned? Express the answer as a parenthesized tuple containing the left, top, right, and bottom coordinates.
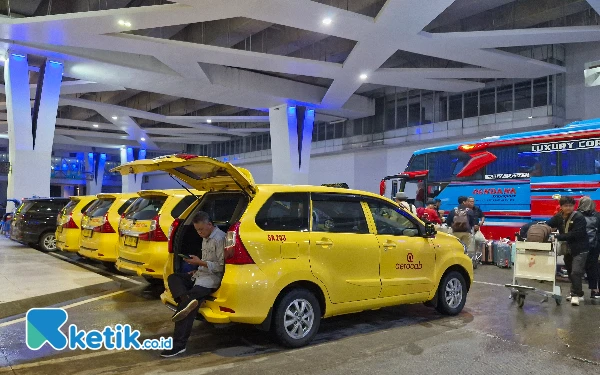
(424, 223, 437, 238)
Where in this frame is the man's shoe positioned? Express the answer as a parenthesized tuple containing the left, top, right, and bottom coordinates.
(591, 291, 600, 299)
(160, 347, 186, 358)
(172, 299, 199, 322)
(566, 295, 572, 302)
(571, 296, 579, 306)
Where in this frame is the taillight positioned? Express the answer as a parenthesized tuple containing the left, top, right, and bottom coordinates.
(139, 215, 168, 242)
(225, 222, 254, 265)
(167, 218, 181, 253)
(93, 213, 115, 233)
(62, 213, 78, 229)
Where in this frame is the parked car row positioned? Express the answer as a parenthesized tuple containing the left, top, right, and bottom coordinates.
(7, 154, 474, 347)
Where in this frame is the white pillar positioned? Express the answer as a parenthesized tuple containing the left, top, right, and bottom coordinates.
(5, 55, 63, 211)
(85, 152, 106, 195)
(269, 105, 315, 184)
(120, 147, 144, 193)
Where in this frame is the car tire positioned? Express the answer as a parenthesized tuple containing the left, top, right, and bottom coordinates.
(435, 271, 467, 316)
(102, 261, 118, 272)
(272, 289, 321, 348)
(39, 232, 57, 252)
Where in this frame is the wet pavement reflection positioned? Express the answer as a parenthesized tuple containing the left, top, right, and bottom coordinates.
(0, 259, 599, 374)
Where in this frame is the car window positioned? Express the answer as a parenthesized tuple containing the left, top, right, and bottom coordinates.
(117, 198, 137, 215)
(255, 193, 309, 231)
(61, 200, 78, 216)
(311, 196, 369, 234)
(171, 195, 197, 219)
(80, 199, 97, 213)
(367, 200, 418, 236)
(27, 201, 68, 213)
(124, 196, 167, 220)
(86, 199, 115, 217)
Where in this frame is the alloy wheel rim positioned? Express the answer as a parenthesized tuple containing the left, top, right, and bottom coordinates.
(445, 277, 463, 309)
(44, 235, 56, 250)
(283, 298, 315, 340)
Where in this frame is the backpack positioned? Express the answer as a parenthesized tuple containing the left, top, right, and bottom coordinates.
(451, 207, 470, 232)
(526, 222, 552, 242)
(583, 215, 599, 249)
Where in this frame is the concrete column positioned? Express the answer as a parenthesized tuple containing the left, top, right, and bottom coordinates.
(120, 147, 145, 193)
(269, 104, 315, 184)
(5, 55, 63, 211)
(85, 152, 106, 195)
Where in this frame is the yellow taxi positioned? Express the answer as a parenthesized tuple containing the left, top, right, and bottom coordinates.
(79, 193, 137, 269)
(56, 195, 97, 253)
(115, 189, 202, 284)
(113, 155, 473, 348)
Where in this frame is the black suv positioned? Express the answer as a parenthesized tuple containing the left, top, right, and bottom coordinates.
(10, 197, 70, 251)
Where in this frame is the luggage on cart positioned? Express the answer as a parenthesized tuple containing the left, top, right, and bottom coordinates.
(494, 241, 512, 268)
(526, 223, 552, 242)
(482, 241, 494, 264)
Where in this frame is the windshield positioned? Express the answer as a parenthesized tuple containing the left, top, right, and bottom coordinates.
(124, 196, 167, 221)
(86, 199, 115, 217)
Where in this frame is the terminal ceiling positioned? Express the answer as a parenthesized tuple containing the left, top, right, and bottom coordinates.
(0, 0, 599, 151)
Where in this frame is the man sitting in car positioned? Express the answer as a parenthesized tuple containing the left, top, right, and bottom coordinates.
(161, 211, 226, 358)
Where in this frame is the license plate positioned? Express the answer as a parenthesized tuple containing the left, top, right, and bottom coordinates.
(82, 229, 92, 238)
(124, 235, 138, 247)
(56, 226, 63, 233)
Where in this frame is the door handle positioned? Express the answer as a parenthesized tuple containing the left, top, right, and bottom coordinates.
(315, 239, 333, 246)
(383, 242, 397, 249)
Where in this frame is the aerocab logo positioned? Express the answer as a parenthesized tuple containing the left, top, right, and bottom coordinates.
(395, 252, 423, 270)
(26, 308, 173, 351)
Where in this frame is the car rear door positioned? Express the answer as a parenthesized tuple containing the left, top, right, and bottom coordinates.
(309, 193, 381, 304)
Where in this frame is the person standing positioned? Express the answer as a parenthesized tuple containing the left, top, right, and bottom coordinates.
(466, 196, 485, 232)
(416, 198, 442, 225)
(577, 196, 600, 299)
(446, 196, 476, 248)
(395, 191, 416, 215)
(161, 211, 226, 357)
(547, 196, 589, 306)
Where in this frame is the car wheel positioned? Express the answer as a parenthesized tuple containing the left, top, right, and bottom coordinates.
(102, 261, 118, 272)
(272, 289, 321, 348)
(39, 232, 57, 252)
(435, 271, 467, 316)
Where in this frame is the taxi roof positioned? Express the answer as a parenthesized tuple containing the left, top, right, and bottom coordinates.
(252, 184, 397, 204)
(97, 192, 139, 200)
(137, 188, 203, 198)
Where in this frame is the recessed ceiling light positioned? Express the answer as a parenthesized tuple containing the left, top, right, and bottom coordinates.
(359, 73, 368, 80)
(207, 119, 212, 123)
(118, 20, 125, 26)
(112, 116, 118, 120)
(322, 18, 332, 25)
(528, 116, 533, 119)
(124, 22, 132, 27)
(140, 137, 146, 141)
(93, 124, 99, 128)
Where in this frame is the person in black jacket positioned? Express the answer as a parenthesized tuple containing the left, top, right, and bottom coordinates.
(547, 196, 589, 306)
(577, 196, 600, 299)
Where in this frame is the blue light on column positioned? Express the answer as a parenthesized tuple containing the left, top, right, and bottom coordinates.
(48, 60, 62, 66)
(416, 128, 421, 135)
(138, 149, 146, 160)
(100, 153, 106, 160)
(88, 152, 94, 159)
(11, 54, 26, 60)
(288, 106, 296, 114)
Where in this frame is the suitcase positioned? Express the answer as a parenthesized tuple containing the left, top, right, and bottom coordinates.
(482, 241, 494, 264)
(494, 241, 512, 268)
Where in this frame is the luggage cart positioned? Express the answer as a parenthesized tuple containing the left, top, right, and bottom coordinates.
(504, 240, 562, 307)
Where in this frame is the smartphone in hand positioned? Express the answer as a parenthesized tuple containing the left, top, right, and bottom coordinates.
(177, 254, 192, 259)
